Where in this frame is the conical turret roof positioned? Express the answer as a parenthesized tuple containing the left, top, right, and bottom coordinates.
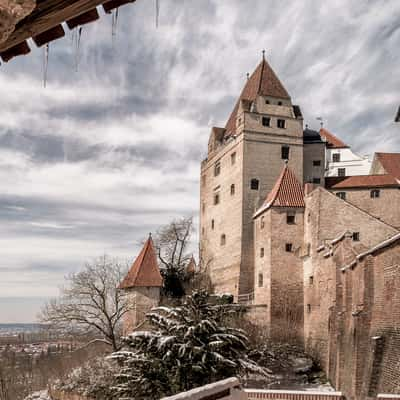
(119, 235, 163, 289)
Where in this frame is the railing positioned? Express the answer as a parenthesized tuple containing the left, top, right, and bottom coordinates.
(237, 292, 254, 305)
(245, 389, 344, 400)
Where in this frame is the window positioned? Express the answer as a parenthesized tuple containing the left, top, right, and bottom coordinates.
(332, 153, 341, 162)
(202, 227, 205, 235)
(262, 116, 271, 127)
(281, 145, 290, 160)
(238, 118, 241, 125)
(278, 101, 282, 106)
(251, 178, 259, 190)
(309, 276, 314, 285)
(285, 243, 293, 252)
(265, 99, 270, 104)
(231, 152, 236, 165)
(211, 219, 215, 230)
(260, 248, 264, 257)
(214, 193, 220, 205)
(230, 184, 235, 196)
(202, 203, 205, 213)
(260, 216, 265, 229)
(313, 160, 321, 166)
(352, 232, 360, 242)
(214, 161, 221, 176)
(336, 192, 346, 200)
(312, 178, 321, 184)
(371, 189, 380, 198)
(287, 213, 295, 224)
(220, 234, 226, 246)
(338, 168, 346, 177)
(258, 273, 264, 287)
(277, 119, 286, 129)
(307, 304, 311, 313)
(201, 175, 206, 185)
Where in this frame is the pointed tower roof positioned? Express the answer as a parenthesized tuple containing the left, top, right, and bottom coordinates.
(186, 256, 196, 274)
(119, 235, 163, 289)
(225, 55, 290, 137)
(254, 164, 305, 218)
(319, 128, 349, 149)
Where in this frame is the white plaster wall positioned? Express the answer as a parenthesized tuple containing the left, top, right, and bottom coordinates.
(325, 148, 371, 176)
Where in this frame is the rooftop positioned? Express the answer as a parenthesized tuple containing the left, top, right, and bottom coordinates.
(375, 152, 400, 180)
(319, 128, 349, 149)
(254, 164, 305, 218)
(119, 235, 163, 289)
(325, 174, 399, 189)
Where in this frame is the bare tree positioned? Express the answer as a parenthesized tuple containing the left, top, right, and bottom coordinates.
(152, 217, 194, 297)
(40, 256, 129, 351)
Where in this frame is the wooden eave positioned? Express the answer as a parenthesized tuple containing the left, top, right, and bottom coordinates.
(0, 0, 136, 62)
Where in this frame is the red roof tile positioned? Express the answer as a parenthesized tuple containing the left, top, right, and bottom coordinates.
(326, 174, 399, 189)
(375, 152, 400, 180)
(254, 165, 305, 217)
(119, 236, 163, 289)
(319, 128, 349, 149)
(225, 56, 290, 137)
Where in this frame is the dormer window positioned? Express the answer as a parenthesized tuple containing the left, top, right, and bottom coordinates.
(262, 117, 271, 127)
(333, 153, 341, 162)
(277, 119, 286, 129)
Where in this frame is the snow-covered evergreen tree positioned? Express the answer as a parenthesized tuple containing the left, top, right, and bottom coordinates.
(111, 290, 269, 399)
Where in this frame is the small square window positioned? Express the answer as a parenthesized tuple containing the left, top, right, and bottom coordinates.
(336, 192, 346, 200)
(278, 101, 283, 106)
(230, 184, 235, 196)
(214, 161, 221, 176)
(287, 213, 295, 224)
(220, 234, 226, 246)
(260, 216, 265, 229)
(251, 178, 259, 190)
(231, 152, 236, 165)
(277, 119, 286, 129)
(265, 99, 270, 104)
(281, 146, 290, 160)
(262, 116, 271, 127)
(371, 189, 380, 198)
(285, 243, 293, 252)
(338, 168, 346, 177)
(313, 160, 321, 166)
(352, 232, 360, 242)
(260, 248, 264, 258)
(333, 153, 341, 162)
(312, 178, 321, 184)
(211, 219, 215, 230)
(258, 273, 264, 287)
(214, 193, 220, 205)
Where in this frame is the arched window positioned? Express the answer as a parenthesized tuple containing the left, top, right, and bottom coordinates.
(250, 178, 259, 190)
(220, 234, 226, 246)
(230, 184, 235, 195)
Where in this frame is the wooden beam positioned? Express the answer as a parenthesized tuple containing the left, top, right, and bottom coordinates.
(0, 41, 30, 62)
(66, 8, 99, 30)
(103, 0, 135, 14)
(32, 24, 65, 47)
(0, 0, 109, 52)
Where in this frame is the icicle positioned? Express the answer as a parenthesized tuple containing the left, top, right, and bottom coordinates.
(75, 26, 83, 72)
(156, 0, 160, 28)
(43, 43, 49, 88)
(111, 7, 119, 46)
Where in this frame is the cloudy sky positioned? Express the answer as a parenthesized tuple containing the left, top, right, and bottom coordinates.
(0, 0, 399, 323)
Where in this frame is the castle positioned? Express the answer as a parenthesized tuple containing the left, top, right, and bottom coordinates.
(199, 55, 400, 399)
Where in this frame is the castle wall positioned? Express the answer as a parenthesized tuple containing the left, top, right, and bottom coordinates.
(303, 142, 325, 185)
(122, 287, 160, 335)
(330, 188, 400, 229)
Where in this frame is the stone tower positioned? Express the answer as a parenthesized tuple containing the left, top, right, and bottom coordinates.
(200, 55, 304, 299)
(253, 164, 305, 341)
(119, 235, 163, 334)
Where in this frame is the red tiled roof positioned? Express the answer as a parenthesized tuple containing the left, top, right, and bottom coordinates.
(119, 236, 163, 289)
(319, 128, 349, 149)
(225, 56, 290, 137)
(254, 165, 305, 217)
(326, 175, 399, 189)
(375, 152, 400, 180)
